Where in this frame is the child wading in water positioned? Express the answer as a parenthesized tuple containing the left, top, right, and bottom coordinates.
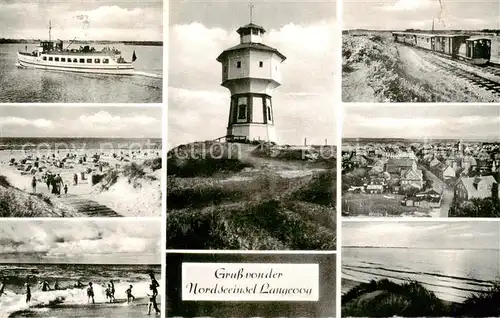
(126, 285, 135, 303)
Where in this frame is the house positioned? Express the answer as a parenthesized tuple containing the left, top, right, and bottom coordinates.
(366, 184, 384, 194)
(400, 168, 424, 190)
(454, 175, 499, 202)
(441, 165, 456, 180)
(429, 157, 441, 168)
(386, 159, 417, 175)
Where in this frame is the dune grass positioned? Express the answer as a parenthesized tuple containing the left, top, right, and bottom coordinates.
(167, 171, 336, 250)
(0, 175, 71, 217)
(167, 199, 335, 250)
(167, 142, 336, 250)
(343, 279, 449, 317)
(457, 283, 500, 317)
(343, 279, 500, 317)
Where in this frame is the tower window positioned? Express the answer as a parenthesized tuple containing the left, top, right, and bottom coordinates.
(236, 61, 241, 68)
(259, 61, 263, 67)
(252, 29, 259, 35)
(237, 104, 247, 120)
(267, 106, 272, 121)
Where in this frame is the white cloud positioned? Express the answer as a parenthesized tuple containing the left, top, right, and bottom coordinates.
(0, 3, 162, 41)
(0, 117, 53, 128)
(380, 0, 437, 12)
(347, 115, 443, 128)
(79, 111, 157, 127)
(0, 221, 160, 263)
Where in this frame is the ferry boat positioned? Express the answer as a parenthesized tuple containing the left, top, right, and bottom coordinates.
(16, 22, 135, 75)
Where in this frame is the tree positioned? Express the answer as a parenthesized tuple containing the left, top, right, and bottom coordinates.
(450, 198, 500, 217)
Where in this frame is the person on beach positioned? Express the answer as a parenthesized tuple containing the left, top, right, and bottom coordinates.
(108, 281, 116, 302)
(0, 281, 5, 298)
(51, 176, 58, 195)
(54, 280, 60, 290)
(75, 280, 84, 288)
(56, 174, 64, 194)
(45, 174, 51, 191)
(25, 283, 31, 303)
(64, 184, 68, 195)
(87, 282, 95, 304)
(73, 173, 78, 185)
(126, 285, 135, 303)
(41, 280, 51, 291)
(149, 272, 159, 296)
(147, 284, 161, 315)
(31, 176, 37, 193)
(105, 286, 113, 303)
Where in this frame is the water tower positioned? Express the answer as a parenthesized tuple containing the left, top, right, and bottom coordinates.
(216, 7, 286, 143)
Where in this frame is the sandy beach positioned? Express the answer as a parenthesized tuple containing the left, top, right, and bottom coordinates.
(0, 148, 161, 217)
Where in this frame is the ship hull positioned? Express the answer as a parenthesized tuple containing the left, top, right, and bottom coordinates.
(17, 52, 134, 75)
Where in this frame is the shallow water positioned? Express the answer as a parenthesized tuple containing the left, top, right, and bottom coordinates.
(0, 43, 162, 103)
(342, 247, 500, 302)
(0, 263, 161, 318)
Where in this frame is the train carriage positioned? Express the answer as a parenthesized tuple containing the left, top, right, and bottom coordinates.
(458, 36, 492, 65)
(392, 31, 491, 65)
(413, 33, 434, 50)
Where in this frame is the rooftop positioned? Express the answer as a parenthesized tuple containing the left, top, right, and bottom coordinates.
(237, 23, 266, 35)
(217, 42, 286, 62)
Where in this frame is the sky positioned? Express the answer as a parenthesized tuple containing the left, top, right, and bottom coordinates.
(344, 0, 500, 30)
(343, 105, 500, 140)
(0, 106, 161, 138)
(0, 220, 161, 264)
(168, 0, 337, 148)
(0, 0, 163, 41)
(343, 221, 500, 250)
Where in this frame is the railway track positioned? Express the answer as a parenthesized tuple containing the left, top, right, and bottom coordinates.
(436, 63, 500, 96)
(481, 65, 500, 77)
(396, 42, 500, 96)
(421, 51, 500, 96)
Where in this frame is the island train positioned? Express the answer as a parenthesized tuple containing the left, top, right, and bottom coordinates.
(392, 32, 492, 65)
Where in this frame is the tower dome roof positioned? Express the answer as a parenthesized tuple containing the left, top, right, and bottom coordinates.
(236, 23, 266, 35)
(216, 42, 286, 62)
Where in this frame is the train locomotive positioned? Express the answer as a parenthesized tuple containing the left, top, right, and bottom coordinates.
(392, 32, 492, 65)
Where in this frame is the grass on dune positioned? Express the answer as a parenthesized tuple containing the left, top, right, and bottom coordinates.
(343, 279, 500, 317)
(167, 199, 335, 250)
(457, 283, 500, 317)
(167, 170, 336, 250)
(0, 175, 63, 217)
(342, 279, 449, 317)
(166, 142, 336, 250)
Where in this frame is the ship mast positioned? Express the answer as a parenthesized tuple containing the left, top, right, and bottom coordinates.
(48, 20, 52, 42)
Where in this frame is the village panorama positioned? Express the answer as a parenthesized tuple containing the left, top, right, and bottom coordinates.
(342, 138, 500, 218)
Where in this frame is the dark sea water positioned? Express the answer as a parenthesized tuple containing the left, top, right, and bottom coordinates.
(0, 263, 161, 318)
(0, 43, 162, 103)
(342, 247, 500, 303)
(0, 137, 162, 151)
